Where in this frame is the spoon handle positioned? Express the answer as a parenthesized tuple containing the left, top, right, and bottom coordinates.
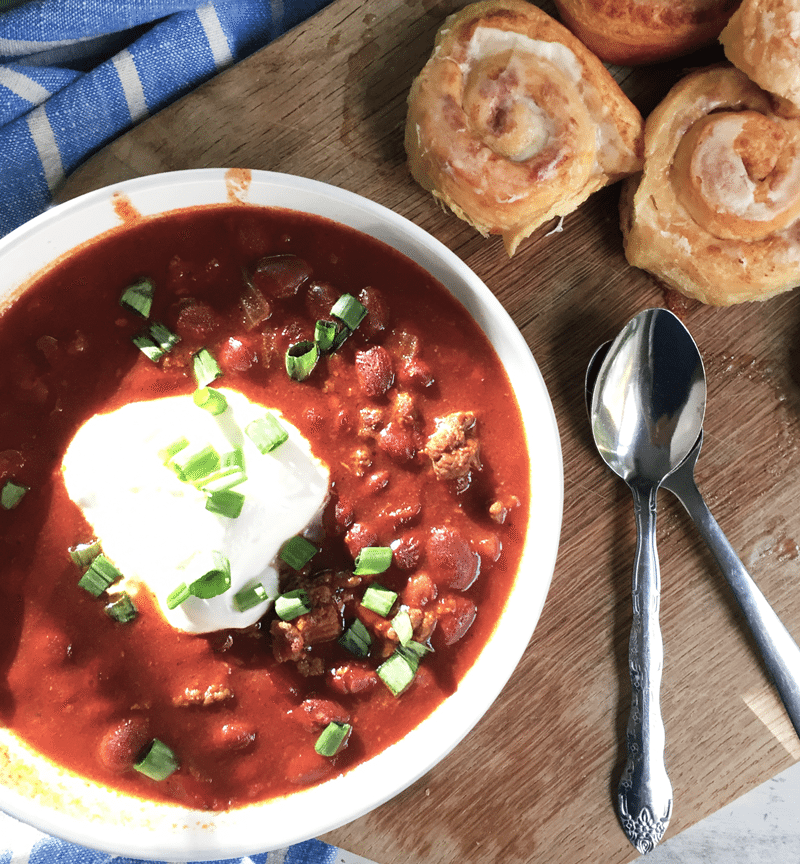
(665, 469, 800, 738)
(618, 483, 673, 854)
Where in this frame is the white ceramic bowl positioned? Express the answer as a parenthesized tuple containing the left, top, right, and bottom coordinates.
(0, 170, 562, 860)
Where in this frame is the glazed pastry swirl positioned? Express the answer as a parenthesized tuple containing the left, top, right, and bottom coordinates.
(405, 0, 644, 255)
(621, 65, 800, 305)
(720, 0, 800, 116)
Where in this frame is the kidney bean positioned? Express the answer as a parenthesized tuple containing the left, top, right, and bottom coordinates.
(98, 715, 150, 773)
(377, 421, 416, 463)
(358, 286, 390, 339)
(392, 532, 423, 570)
(174, 299, 222, 341)
(402, 571, 437, 608)
(426, 527, 480, 590)
(210, 722, 257, 754)
(218, 336, 257, 373)
(251, 254, 311, 298)
(433, 594, 477, 647)
(328, 663, 379, 695)
(345, 523, 378, 560)
(304, 280, 339, 321)
(355, 346, 394, 397)
(398, 357, 434, 388)
(295, 697, 350, 731)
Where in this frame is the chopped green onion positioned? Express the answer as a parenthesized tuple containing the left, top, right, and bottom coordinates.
(314, 320, 337, 353)
(193, 348, 222, 388)
(205, 489, 245, 519)
(186, 551, 231, 599)
(69, 539, 102, 569)
(158, 437, 189, 465)
(199, 466, 247, 493)
(275, 588, 311, 621)
(315, 721, 351, 757)
(119, 277, 155, 318)
(285, 340, 318, 381)
(246, 413, 288, 454)
(170, 443, 220, 483)
(167, 582, 191, 610)
(134, 739, 179, 781)
(361, 584, 397, 617)
(391, 609, 414, 646)
(339, 619, 371, 658)
(354, 546, 392, 576)
(331, 294, 367, 331)
(193, 387, 228, 415)
(377, 650, 416, 697)
(78, 554, 122, 597)
(280, 535, 318, 570)
(234, 582, 268, 613)
(398, 640, 431, 668)
(1, 480, 28, 510)
(104, 592, 138, 623)
(151, 322, 180, 352)
(132, 322, 179, 362)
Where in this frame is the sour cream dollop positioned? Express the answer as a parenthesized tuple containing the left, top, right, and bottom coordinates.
(61, 389, 330, 633)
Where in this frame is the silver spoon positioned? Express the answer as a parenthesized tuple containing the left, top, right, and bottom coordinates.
(587, 341, 800, 741)
(590, 308, 706, 853)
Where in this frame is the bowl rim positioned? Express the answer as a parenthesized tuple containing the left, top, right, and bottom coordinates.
(0, 169, 563, 861)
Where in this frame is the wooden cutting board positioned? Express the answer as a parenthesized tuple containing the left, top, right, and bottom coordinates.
(55, 2, 800, 862)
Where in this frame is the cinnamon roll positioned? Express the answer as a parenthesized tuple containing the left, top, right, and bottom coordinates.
(620, 64, 800, 305)
(404, 0, 644, 256)
(554, 0, 740, 65)
(720, 0, 800, 115)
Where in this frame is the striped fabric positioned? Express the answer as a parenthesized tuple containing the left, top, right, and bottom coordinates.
(0, 0, 331, 238)
(0, 808, 345, 864)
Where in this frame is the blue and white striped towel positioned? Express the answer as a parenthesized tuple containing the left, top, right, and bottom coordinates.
(0, 806, 374, 864)
(0, 0, 332, 238)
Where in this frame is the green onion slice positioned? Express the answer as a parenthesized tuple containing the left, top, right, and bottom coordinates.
(167, 582, 191, 610)
(280, 535, 318, 570)
(193, 347, 222, 388)
(314, 320, 337, 353)
(193, 387, 228, 416)
(134, 739, 179, 781)
(132, 332, 165, 363)
(186, 551, 231, 599)
(339, 619, 371, 658)
(205, 489, 245, 519)
(159, 437, 189, 465)
(170, 443, 220, 483)
(246, 413, 288, 454)
(275, 588, 311, 621)
(78, 554, 123, 597)
(149, 322, 180, 353)
(104, 592, 138, 623)
(1, 480, 28, 510)
(315, 721, 352, 757)
(391, 609, 414, 646)
(285, 340, 318, 381)
(199, 466, 247, 494)
(377, 650, 416, 697)
(354, 546, 392, 576)
(361, 584, 397, 617)
(331, 294, 367, 331)
(234, 582, 268, 613)
(69, 539, 102, 569)
(119, 277, 155, 318)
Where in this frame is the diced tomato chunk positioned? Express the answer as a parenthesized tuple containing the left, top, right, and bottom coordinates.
(295, 697, 350, 731)
(218, 335, 257, 372)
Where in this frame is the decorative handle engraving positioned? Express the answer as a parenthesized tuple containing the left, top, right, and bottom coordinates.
(617, 483, 673, 853)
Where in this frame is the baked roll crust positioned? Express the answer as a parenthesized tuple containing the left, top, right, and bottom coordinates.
(720, 0, 800, 115)
(620, 64, 800, 305)
(554, 0, 740, 65)
(404, 0, 644, 255)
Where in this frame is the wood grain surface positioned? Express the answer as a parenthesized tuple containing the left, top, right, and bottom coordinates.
(54, 2, 800, 862)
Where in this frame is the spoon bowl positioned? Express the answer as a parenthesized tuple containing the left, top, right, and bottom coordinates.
(590, 308, 705, 853)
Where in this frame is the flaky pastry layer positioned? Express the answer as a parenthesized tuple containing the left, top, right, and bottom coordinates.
(404, 0, 643, 255)
(620, 64, 800, 305)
